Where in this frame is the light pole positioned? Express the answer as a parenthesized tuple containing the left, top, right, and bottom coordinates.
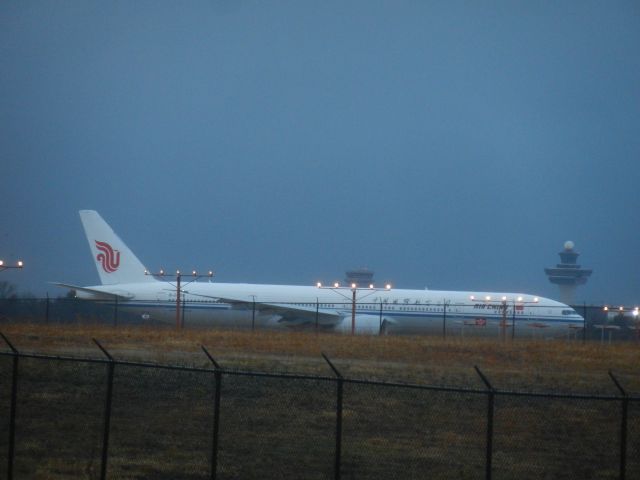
(0, 260, 24, 273)
(145, 269, 214, 328)
(597, 305, 624, 344)
(469, 294, 539, 341)
(317, 281, 391, 334)
(500, 297, 508, 342)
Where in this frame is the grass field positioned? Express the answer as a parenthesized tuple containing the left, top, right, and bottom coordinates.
(0, 322, 639, 479)
(1, 321, 639, 392)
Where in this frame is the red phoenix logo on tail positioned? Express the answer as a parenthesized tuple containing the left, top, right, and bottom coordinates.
(95, 241, 120, 273)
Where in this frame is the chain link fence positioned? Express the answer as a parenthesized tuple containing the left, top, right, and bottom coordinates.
(1, 298, 639, 341)
(1, 335, 638, 479)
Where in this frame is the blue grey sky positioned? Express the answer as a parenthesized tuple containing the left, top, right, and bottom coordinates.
(1, 1, 639, 305)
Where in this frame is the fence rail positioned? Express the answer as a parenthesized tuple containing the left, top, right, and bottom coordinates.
(1, 333, 638, 479)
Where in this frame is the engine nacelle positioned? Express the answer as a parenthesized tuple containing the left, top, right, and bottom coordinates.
(336, 315, 387, 335)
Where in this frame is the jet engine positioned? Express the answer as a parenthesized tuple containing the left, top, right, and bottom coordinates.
(336, 315, 389, 335)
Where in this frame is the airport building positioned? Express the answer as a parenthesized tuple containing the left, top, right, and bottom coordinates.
(345, 268, 374, 288)
(544, 241, 592, 305)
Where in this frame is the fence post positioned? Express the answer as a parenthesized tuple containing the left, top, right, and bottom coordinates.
(251, 298, 256, 331)
(93, 339, 115, 480)
(202, 346, 223, 480)
(442, 302, 447, 339)
(322, 353, 343, 480)
(1, 333, 19, 480)
(582, 303, 587, 344)
(608, 371, 628, 480)
(113, 296, 118, 328)
(475, 366, 495, 480)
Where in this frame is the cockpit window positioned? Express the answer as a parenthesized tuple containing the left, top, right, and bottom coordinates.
(562, 309, 576, 316)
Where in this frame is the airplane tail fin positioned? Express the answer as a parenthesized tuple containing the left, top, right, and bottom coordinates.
(79, 210, 156, 285)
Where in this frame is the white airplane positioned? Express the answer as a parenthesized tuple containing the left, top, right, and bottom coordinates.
(57, 210, 584, 336)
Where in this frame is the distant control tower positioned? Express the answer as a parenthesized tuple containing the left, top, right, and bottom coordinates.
(345, 267, 374, 287)
(544, 241, 592, 305)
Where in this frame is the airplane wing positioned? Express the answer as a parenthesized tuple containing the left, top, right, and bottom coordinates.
(51, 283, 134, 300)
(228, 300, 398, 333)
(186, 291, 396, 333)
(187, 291, 343, 327)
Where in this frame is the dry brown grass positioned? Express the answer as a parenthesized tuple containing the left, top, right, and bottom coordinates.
(1, 321, 638, 394)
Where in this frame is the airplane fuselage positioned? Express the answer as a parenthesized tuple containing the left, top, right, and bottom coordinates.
(77, 281, 584, 336)
(66, 210, 584, 337)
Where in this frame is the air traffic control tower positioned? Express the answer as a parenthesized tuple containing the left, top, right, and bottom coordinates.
(544, 241, 592, 305)
(345, 268, 374, 287)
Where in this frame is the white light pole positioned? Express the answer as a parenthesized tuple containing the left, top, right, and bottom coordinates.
(145, 269, 214, 328)
(317, 281, 391, 334)
(0, 260, 24, 273)
(469, 294, 540, 341)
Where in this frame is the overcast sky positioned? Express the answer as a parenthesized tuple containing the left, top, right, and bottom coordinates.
(1, 1, 639, 305)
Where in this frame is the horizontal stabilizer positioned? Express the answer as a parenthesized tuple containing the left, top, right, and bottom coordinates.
(51, 282, 133, 300)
